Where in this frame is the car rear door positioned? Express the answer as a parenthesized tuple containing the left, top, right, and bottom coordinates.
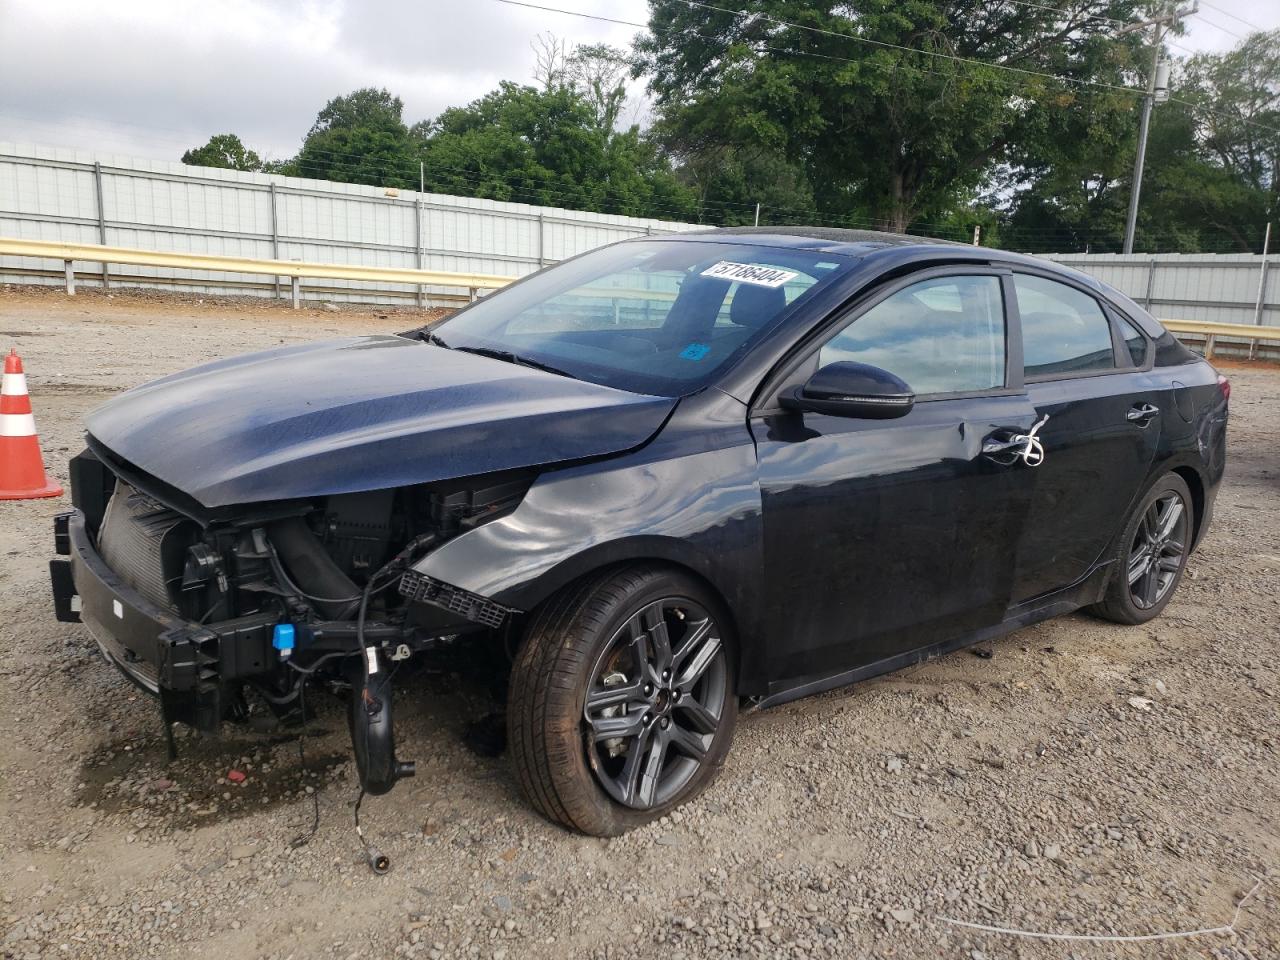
(750, 267, 1040, 689)
(1006, 272, 1162, 605)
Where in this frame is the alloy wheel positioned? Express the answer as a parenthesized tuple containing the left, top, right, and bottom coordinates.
(582, 598, 728, 810)
(1127, 491, 1189, 610)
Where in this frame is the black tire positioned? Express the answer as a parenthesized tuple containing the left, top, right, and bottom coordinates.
(1089, 472, 1194, 625)
(507, 565, 738, 836)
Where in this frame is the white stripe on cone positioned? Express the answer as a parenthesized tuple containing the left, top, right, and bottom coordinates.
(1, 372, 27, 395)
(0, 412, 37, 437)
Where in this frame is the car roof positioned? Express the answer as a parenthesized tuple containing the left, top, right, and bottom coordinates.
(670, 225, 955, 256)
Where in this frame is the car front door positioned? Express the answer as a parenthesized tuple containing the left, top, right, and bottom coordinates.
(750, 268, 1040, 690)
(1007, 272, 1162, 605)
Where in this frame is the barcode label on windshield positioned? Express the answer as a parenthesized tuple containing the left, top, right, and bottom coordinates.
(701, 261, 799, 288)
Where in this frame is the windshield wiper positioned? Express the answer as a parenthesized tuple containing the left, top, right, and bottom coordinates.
(452, 345, 575, 379)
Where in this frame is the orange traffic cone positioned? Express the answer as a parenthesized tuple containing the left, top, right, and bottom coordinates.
(1, 348, 63, 499)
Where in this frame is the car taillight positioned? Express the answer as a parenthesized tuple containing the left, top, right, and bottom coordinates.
(1217, 374, 1230, 403)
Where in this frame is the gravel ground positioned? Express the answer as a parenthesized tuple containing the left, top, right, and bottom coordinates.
(2, 286, 1277, 960)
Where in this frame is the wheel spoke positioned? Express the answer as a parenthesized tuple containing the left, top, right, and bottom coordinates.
(1157, 555, 1181, 574)
(671, 617, 712, 669)
(674, 696, 719, 735)
(585, 682, 644, 713)
(675, 633, 723, 690)
(1156, 498, 1184, 540)
(588, 710, 646, 742)
(1142, 566, 1161, 606)
(636, 601, 672, 672)
(667, 721, 709, 761)
(635, 729, 668, 808)
(1140, 506, 1158, 544)
(1128, 552, 1152, 585)
(617, 725, 653, 805)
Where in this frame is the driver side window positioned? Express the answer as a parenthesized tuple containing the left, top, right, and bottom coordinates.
(819, 275, 1007, 395)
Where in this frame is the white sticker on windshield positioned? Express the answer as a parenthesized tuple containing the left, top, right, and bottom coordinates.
(701, 261, 799, 288)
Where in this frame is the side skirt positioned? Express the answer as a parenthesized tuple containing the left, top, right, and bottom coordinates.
(752, 563, 1111, 711)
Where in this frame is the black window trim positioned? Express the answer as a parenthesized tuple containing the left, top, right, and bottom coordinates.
(752, 264, 1023, 415)
(1011, 268, 1147, 384)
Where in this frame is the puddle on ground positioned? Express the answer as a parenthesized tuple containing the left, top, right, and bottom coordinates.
(76, 724, 348, 828)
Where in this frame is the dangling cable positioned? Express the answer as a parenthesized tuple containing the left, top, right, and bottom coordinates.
(289, 675, 321, 849)
(352, 787, 389, 874)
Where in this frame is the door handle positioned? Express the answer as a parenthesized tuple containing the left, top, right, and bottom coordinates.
(982, 415, 1049, 467)
(1126, 403, 1160, 423)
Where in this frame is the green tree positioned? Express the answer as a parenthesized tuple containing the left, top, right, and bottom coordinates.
(290, 87, 420, 187)
(181, 133, 263, 171)
(638, 0, 1155, 233)
(417, 79, 696, 220)
(1003, 29, 1279, 252)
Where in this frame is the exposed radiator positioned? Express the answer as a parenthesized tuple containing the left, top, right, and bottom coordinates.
(98, 482, 189, 611)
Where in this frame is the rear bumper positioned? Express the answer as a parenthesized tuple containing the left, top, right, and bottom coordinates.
(50, 510, 275, 727)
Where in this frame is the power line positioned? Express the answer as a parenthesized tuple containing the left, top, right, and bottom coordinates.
(495, 0, 1280, 137)
(1197, 0, 1266, 32)
(1188, 10, 1250, 42)
(988, 0, 1125, 28)
(498, 0, 1152, 98)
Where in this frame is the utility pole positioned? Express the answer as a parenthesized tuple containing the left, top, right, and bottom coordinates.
(1121, 3, 1195, 254)
(754, 202, 761, 227)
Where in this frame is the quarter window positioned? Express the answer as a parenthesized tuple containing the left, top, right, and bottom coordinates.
(818, 275, 1006, 395)
(1015, 275, 1115, 378)
(1114, 314, 1149, 367)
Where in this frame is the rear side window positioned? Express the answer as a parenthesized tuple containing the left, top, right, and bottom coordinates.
(1114, 314, 1149, 367)
(819, 275, 1006, 395)
(1015, 275, 1115, 378)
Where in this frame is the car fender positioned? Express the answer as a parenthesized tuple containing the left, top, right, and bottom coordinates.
(411, 404, 773, 691)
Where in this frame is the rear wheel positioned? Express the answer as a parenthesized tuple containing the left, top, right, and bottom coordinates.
(1090, 472, 1193, 625)
(507, 566, 737, 836)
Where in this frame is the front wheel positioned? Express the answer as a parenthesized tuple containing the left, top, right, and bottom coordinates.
(1089, 472, 1194, 625)
(507, 566, 737, 836)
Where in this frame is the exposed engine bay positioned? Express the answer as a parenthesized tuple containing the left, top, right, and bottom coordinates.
(59, 446, 535, 801)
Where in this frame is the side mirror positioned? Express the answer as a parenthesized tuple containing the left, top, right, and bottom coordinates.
(780, 361, 915, 419)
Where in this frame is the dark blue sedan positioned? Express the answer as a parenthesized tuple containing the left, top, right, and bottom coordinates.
(51, 228, 1229, 839)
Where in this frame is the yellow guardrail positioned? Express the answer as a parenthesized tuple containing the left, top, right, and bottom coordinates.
(1159, 319, 1280, 358)
(1, 238, 1277, 347)
(0, 237, 515, 307)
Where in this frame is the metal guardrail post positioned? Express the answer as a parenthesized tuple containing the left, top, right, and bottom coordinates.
(1250, 222, 1271, 360)
(415, 198, 425, 309)
(64, 260, 75, 296)
(93, 162, 109, 289)
(269, 183, 281, 299)
(291, 275, 300, 309)
(1143, 259, 1157, 309)
(537, 213, 546, 268)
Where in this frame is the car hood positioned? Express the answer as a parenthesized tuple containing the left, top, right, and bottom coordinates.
(87, 336, 675, 508)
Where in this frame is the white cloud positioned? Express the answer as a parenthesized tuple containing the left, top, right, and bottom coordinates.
(0, 0, 649, 161)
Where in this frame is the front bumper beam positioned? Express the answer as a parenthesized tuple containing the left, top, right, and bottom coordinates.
(50, 509, 277, 730)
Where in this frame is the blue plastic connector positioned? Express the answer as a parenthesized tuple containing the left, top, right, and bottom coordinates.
(272, 623, 296, 659)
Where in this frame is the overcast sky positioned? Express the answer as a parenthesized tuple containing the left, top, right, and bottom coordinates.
(0, 0, 1276, 165)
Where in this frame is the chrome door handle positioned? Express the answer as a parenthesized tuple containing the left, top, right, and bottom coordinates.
(1127, 403, 1159, 423)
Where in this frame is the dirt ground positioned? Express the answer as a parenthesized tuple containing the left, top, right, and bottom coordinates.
(1, 285, 1277, 960)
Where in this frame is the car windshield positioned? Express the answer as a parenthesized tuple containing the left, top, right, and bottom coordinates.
(429, 239, 854, 397)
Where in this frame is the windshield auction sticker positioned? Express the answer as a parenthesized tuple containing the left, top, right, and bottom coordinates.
(701, 261, 799, 288)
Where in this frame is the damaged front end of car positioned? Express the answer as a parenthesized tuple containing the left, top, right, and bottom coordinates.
(51, 443, 535, 797)
(47, 333, 678, 800)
